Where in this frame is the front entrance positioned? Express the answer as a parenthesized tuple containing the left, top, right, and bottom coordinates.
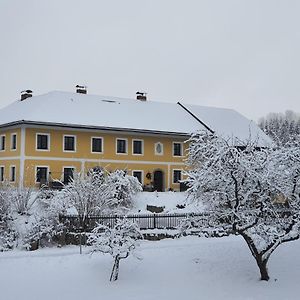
(153, 170, 164, 192)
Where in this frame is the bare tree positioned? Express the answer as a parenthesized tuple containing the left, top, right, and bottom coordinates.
(88, 218, 142, 281)
(183, 130, 300, 281)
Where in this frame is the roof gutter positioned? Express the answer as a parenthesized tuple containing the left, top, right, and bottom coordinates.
(177, 102, 215, 133)
(0, 120, 190, 137)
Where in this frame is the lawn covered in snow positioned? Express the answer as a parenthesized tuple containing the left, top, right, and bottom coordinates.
(1, 236, 299, 300)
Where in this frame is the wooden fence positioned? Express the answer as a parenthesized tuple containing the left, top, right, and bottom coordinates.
(60, 213, 208, 232)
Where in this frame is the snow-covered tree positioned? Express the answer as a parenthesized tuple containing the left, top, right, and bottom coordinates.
(88, 218, 142, 281)
(183, 130, 300, 281)
(258, 110, 300, 145)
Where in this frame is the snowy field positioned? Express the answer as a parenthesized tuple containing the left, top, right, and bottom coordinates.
(1, 236, 300, 300)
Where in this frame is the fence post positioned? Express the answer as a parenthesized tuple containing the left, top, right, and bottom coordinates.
(153, 214, 156, 229)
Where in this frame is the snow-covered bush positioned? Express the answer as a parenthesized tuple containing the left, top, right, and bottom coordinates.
(58, 170, 109, 223)
(0, 182, 17, 250)
(21, 190, 66, 250)
(88, 218, 142, 281)
(60, 169, 142, 221)
(183, 130, 300, 281)
(102, 170, 142, 212)
(11, 188, 37, 215)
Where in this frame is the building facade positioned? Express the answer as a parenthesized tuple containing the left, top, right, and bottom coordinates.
(0, 88, 272, 190)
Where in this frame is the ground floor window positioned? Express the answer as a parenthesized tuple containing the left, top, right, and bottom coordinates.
(0, 166, 4, 182)
(173, 169, 182, 184)
(36, 167, 48, 183)
(132, 170, 143, 184)
(10, 166, 16, 182)
(63, 167, 74, 184)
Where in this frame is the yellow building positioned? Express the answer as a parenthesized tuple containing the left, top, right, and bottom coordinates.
(0, 88, 272, 190)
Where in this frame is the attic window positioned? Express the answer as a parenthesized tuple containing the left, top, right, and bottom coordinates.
(101, 100, 116, 103)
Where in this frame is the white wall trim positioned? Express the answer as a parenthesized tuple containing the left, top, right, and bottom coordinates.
(19, 126, 26, 187)
(23, 155, 185, 166)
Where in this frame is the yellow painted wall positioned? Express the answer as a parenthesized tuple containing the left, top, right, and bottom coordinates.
(25, 127, 188, 162)
(0, 128, 21, 157)
(0, 126, 189, 190)
(0, 159, 20, 186)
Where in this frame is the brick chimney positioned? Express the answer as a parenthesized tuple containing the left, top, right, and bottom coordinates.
(136, 92, 147, 101)
(76, 85, 87, 94)
(21, 90, 33, 101)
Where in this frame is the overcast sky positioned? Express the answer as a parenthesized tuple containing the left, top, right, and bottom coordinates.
(0, 0, 299, 121)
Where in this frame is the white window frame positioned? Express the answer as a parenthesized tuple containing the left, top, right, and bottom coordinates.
(116, 138, 128, 155)
(10, 165, 16, 182)
(0, 165, 4, 182)
(0, 134, 6, 152)
(132, 170, 144, 185)
(62, 166, 76, 183)
(63, 135, 77, 152)
(36, 133, 50, 151)
(35, 166, 49, 184)
(154, 142, 164, 156)
(172, 169, 182, 184)
(132, 139, 144, 156)
(10, 133, 17, 151)
(91, 136, 104, 154)
(173, 142, 183, 157)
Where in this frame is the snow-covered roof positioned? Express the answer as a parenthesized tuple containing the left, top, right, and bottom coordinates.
(0, 91, 272, 146)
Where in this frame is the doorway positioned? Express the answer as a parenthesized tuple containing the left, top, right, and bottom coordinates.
(153, 170, 164, 192)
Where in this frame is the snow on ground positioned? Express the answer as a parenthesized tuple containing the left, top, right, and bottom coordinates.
(131, 191, 203, 214)
(1, 236, 300, 300)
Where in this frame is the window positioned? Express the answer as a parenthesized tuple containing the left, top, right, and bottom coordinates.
(0, 135, 6, 151)
(132, 171, 143, 184)
(132, 140, 143, 155)
(116, 139, 127, 154)
(64, 135, 76, 151)
(154, 142, 163, 155)
(10, 166, 16, 182)
(11, 133, 17, 150)
(36, 167, 48, 183)
(91, 137, 103, 153)
(63, 167, 74, 184)
(36, 134, 49, 150)
(173, 170, 182, 184)
(0, 166, 4, 182)
(173, 142, 183, 156)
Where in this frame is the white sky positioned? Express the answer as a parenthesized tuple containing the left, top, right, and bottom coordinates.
(0, 0, 299, 121)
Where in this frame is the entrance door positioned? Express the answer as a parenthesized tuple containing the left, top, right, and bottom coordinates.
(153, 170, 163, 192)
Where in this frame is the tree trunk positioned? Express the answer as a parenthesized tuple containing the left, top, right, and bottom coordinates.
(110, 256, 120, 281)
(256, 257, 269, 281)
(240, 233, 270, 281)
